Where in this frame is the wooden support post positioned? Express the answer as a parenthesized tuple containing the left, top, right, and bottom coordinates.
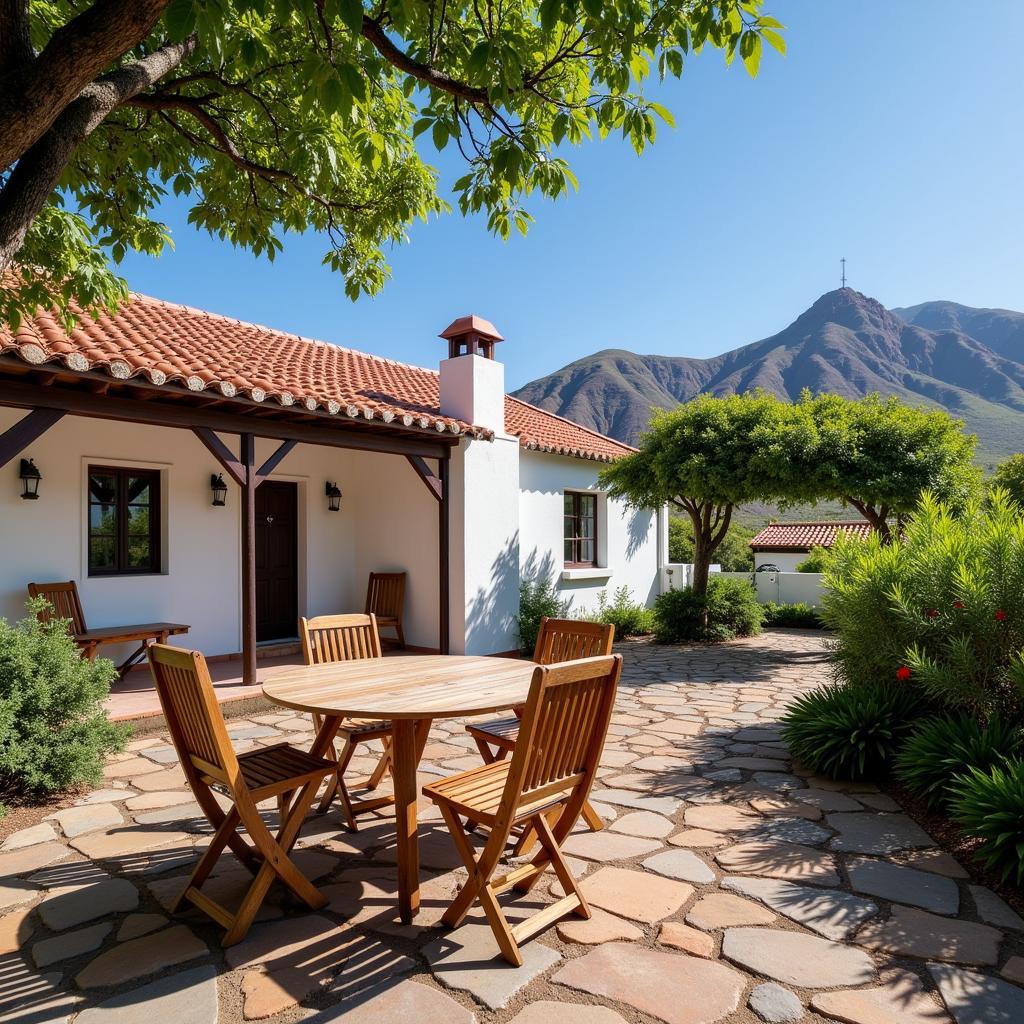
(438, 454, 450, 655)
(0, 408, 66, 469)
(240, 433, 257, 685)
(405, 454, 443, 500)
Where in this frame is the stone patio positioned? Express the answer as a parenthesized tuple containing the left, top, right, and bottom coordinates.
(3, 629, 1023, 1024)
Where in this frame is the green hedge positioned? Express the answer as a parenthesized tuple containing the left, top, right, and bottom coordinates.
(653, 577, 763, 644)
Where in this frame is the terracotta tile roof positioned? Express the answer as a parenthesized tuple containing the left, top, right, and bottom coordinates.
(0, 289, 633, 462)
(750, 520, 874, 551)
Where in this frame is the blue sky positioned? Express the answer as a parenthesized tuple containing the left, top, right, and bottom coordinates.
(117, 1, 1024, 391)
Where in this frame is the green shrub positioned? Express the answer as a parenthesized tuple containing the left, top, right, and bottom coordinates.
(950, 759, 1024, 885)
(762, 602, 823, 629)
(781, 683, 923, 780)
(590, 586, 653, 638)
(516, 576, 572, 654)
(0, 599, 130, 801)
(654, 576, 764, 644)
(895, 715, 1023, 810)
(823, 491, 1024, 717)
(795, 545, 831, 573)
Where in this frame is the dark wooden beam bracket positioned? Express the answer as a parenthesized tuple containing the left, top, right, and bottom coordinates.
(0, 407, 66, 469)
(405, 454, 444, 501)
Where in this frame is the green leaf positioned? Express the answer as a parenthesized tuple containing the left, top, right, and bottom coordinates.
(740, 31, 762, 77)
(338, 0, 364, 35)
(164, 0, 197, 42)
(431, 120, 449, 150)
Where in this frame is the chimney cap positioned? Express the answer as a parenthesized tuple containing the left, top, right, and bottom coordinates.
(439, 315, 503, 343)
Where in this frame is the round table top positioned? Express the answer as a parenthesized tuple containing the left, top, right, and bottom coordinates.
(262, 654, 537, 720)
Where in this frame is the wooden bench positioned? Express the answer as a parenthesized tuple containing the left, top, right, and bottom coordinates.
(28, 580, 189, 679)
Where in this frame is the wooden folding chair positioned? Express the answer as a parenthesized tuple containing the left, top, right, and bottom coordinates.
(299, 613, 395, 830)
(466, 617, 614, 837)
(425, 654, 623, 965)
(146, 644, 335, 946)
(365, 572, 406, 649)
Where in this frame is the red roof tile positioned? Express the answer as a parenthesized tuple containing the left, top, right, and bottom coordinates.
(0, 290, 634, 462)
(750, 520, 874, 551)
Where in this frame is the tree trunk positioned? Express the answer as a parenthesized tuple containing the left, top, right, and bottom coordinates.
(844, 496, 891, 542)
(691, 532, 713, 598)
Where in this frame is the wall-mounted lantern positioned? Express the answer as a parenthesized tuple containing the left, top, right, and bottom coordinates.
(20, 458, 41, 500)
(210, 473, 228, 507)
(325, 481, 342, 512)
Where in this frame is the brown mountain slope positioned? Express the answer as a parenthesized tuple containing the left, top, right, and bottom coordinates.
(512, 288, 1024, 461)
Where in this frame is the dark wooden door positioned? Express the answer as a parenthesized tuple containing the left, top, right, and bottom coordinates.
(255, 480, 298, 642)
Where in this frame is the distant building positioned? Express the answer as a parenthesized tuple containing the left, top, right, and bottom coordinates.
(749, 520, 873, 572)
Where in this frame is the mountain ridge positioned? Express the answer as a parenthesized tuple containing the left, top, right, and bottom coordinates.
(511, 288, 1024, 463)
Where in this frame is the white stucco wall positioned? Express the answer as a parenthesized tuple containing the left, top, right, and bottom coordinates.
(753, 550, 806, 573)
(518, 450, 659, 617)
(0, 410, 443, 659)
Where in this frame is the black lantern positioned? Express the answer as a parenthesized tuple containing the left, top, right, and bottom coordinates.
(210, 473, 228, 507)
(19, 458, 41, 500)
(325, 481, 342, 512)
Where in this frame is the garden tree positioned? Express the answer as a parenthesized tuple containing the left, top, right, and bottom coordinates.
(796, 393, 979, 541)
(990, 454, 1024, 510)
(668, 516, 754, 571)
(601, 392, 815, 597)
(0, 1, 784, 326)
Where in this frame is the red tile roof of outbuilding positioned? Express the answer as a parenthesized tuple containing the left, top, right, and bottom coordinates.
(0, 290, 634, 463)
(749, 520, 874, 551)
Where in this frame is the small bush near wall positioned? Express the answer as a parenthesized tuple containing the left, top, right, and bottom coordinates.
(590, 586, 654, 638)
(653, 576, 763, 644)
(516, 577, 571, 654)
(0, 599, 130, 802)
(823, 491, 1024, 718)
(795, 545, 831, 573)
(762, 602, 823, 629)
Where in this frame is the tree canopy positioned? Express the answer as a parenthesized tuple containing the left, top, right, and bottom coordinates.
(0, 0, 784, 327)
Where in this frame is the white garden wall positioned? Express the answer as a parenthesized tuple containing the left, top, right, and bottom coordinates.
(716, 570, 826, 607)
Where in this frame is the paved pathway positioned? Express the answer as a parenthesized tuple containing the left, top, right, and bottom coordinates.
(3, 630, 1023, 1023)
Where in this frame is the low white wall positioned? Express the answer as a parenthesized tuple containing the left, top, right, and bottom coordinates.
(518, 450, 659, 617)
(717, 570, 826, 607)
(754, 551, 806, 572)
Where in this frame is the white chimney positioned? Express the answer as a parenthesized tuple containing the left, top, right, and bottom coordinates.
(438, 315, 505, 433)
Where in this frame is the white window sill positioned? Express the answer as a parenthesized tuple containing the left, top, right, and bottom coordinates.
(561, 567, 614, 581)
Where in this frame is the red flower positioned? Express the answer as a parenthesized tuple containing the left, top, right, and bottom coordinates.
(896, 666, 912, 681)
(953, 600, 964, 610)
(926, 608, 939, 619)
(996, 609, 1008, 622)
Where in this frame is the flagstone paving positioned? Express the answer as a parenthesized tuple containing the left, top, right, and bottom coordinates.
(2, 629, 1023, 1023)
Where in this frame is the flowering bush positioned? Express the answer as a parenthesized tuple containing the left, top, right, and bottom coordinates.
(822, 491, 1024, 717)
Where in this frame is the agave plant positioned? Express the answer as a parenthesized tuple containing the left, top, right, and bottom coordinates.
(950, 760, 1024, 886)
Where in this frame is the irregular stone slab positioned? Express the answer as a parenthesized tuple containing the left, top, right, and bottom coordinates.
(789, 789, 863, 813)
(657, 921, 715, 957)
(507, 1001, 628, 1024)
(561, 831, 662, 861)
(75, 787, 132, 805)
(556, 907, 643, 945)
(828, 813, 934, 854)
(750, 796, 823, 821)
(928, 962, 1024, 1024)
(0, 906, 34, 955)
(554, 942, 745, 1024)
(969, 885, 1024, 931)
(722, 928, 876, 988)
(0, 881, 38, 911)
(307, 979, 477, 1024)
(904, 849, 969, 879)
(642, 849, 716, 884)
(70, 827, 192, 860)
(33, 922, 111, 967)
(857, 905, 1002, 966)
(812, 970, 951, 1024)
(670, 829, 729, 849)
(75, 965, 217, 1024)
(0, 966, 79, 1024)
(116, 913, 169, 941)
(124, 790, 195, 811)
(422, 922, 560, 1010)
(686, 893, 776, 930)
(847, 858, 959, 915)
(0, 842, 71, 877)
(714, 840, 840, 886)
(580, 866, 693, 924)
(224, 913, 339, 970)
(589, 789, 681, 815)
(722, 877, 877, 940)
(38, 878, 138, 930)
(858, 793, 902, 811)
(1001, 955, 1024, 984)
(75, 924, 208, 988)
(1, 823, 57, 850)
(752, 772, 807, 792)
(46, 803, 122, 839)
(749, 982, 804, 1023)
(717, 756, 790, 771)
(684, 804, 762, 833)
(610, 810, 674, 838)
(757, 818, 832, 846)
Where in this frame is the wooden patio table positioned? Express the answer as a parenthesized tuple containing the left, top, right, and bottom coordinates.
(262, 654, 536, 922)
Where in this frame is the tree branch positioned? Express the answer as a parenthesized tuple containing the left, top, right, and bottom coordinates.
(0, 0, 32, 70)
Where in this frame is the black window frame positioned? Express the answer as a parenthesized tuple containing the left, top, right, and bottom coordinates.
(87, 465, 162, 577)
(564, 491, 599, 568)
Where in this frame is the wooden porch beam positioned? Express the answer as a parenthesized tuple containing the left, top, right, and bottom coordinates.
(240, 434, 258, 686)
(193, 427, 247, 487)
(405, 454, 443, 502)
(0, 378, 454, 460)
(0, 407, 66, 470)
(438, 454, 450, 655)
(255, 439, 297, 486)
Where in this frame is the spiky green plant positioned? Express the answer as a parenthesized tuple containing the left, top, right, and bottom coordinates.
(781, 683, 923, 781)
(949, 759, 1024, 886)
(895, 716, 1023, 810)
